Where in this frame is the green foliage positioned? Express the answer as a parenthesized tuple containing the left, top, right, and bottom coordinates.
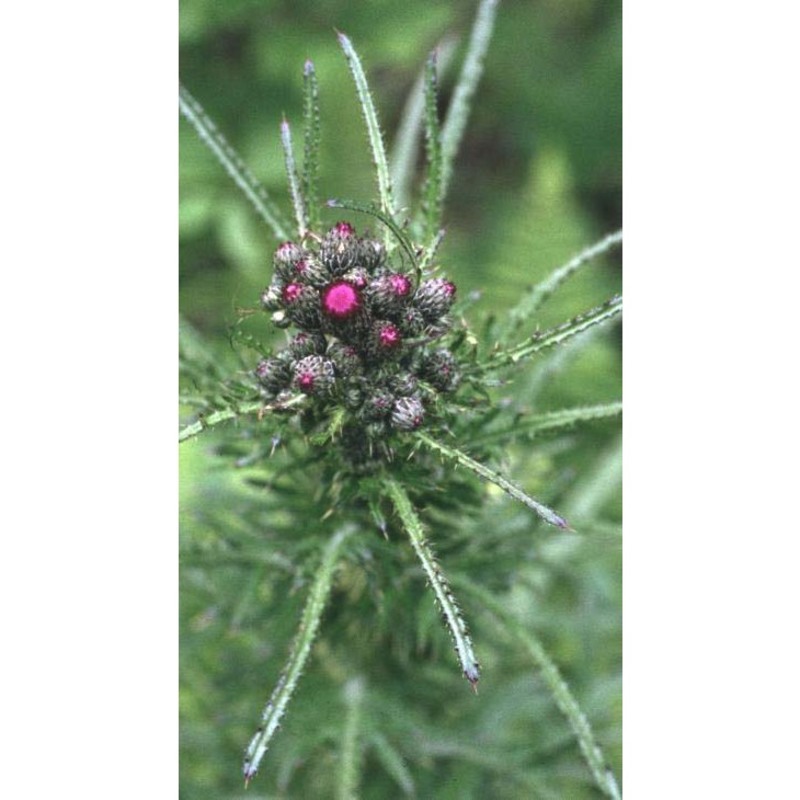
(180, 1, 621, 797)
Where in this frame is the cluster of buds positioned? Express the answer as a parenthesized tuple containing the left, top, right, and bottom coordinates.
(255, 222, 460, 446)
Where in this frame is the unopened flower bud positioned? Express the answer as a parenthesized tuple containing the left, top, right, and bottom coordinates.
(255, 356, 292, 395)
(357, 238, 386, 271)
(273, 241, 311, 281)
(326, 342, 363, 378)
(398, 306, 426, 336)
(261, 281, 283, 311)
(391, 395, 425, 431)
(286, 256, 330, 287)
(288, 331, 327, 359)
(320, 221, 360, 274)
(414, 278, 456, 320)
(283, 284, 322, 329)
(363, 389, 395, 419)
(389, 372, 418, 396)
(370, 320, 402, 357)
(366, 272, 413, 315)
(292, 355, 335, 395)
(340, 267, 370, 290)
(420, 348, 460, 392)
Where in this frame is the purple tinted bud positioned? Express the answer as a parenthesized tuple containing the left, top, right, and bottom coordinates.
(288, 332, 327, 359)
(414, 278, 457, 320)
(421, 348, 460, 392)
(260, 281, 283, 311)
(283, 284, 322, 329)
(391, 396, 425, 431)
(274, 241, 305, 265)
(322, 281, 362, 320)
(321, 221, 360, 274)
(357, 238, 386, 271)
(341, 267, 370, 289)
(288, 256, 330, 287)
(292, 355, 335, 395)
(363, 389, 395, 420)
(376, 321, 402, 350)
(255, 356, 292, 394)
(326, 342, 363, 377)
(366, 272, 413, 315)
(332, 221, 356, 237)
(398, 306, 425, 336)
(273, 242, 311, 281)
(282, 283, 304, 304)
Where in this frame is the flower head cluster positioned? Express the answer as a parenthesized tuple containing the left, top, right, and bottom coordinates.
(255, 222, 459, 449)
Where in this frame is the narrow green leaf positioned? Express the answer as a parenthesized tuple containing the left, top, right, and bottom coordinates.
(302, 60, 322, 231)
(422, 51, 444, 246)
(391, 36, 458, 217)
(481, 295, 623, 374)
(337, 32, 396, 230)
(456, 579, 622, 800)
(500, 230, 623, 341)
(440, 0, 500, 202)
(179, 84, 292, 240)
(466, 401, 622, 447)
(327, 198, 420, 284)
(338, 677, 365, 800)
(280, 118, 308, 238)
(178, 395, 305, 443)
(368, 732, 416, 796)
(243, 526, 354, 786)
(415, 431, 571, 530)
(383, 477, 481, 690)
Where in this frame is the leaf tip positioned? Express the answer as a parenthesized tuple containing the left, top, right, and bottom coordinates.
(464, 663, 480, 693)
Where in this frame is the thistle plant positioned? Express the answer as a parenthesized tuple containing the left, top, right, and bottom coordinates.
(180, 1, 621, 796)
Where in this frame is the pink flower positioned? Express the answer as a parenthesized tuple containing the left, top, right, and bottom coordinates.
(322, 281, 361, 319)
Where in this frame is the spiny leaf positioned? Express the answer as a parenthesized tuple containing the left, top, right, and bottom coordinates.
(499, 229, 623, 342)
(480, 295, 623, 374)
(243, 526, 354, 786)
(179, 395, 305, 443)
(455, 578, 622, 800)
(391, 36, 458, 217)
(466, 401, 622, 447)
(440, 0, 500, 202)
(415, 431, 571, 530)
(337, 32, 395, 232)
(422, 51, 444, 246)
(383, 477, 481, 691)
(280, 118, 308, 238)
(302, 60, 322, 231)
(178, 84, 292, 240)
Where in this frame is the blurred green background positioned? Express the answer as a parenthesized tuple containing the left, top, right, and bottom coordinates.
(181, 0, 621, 797)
